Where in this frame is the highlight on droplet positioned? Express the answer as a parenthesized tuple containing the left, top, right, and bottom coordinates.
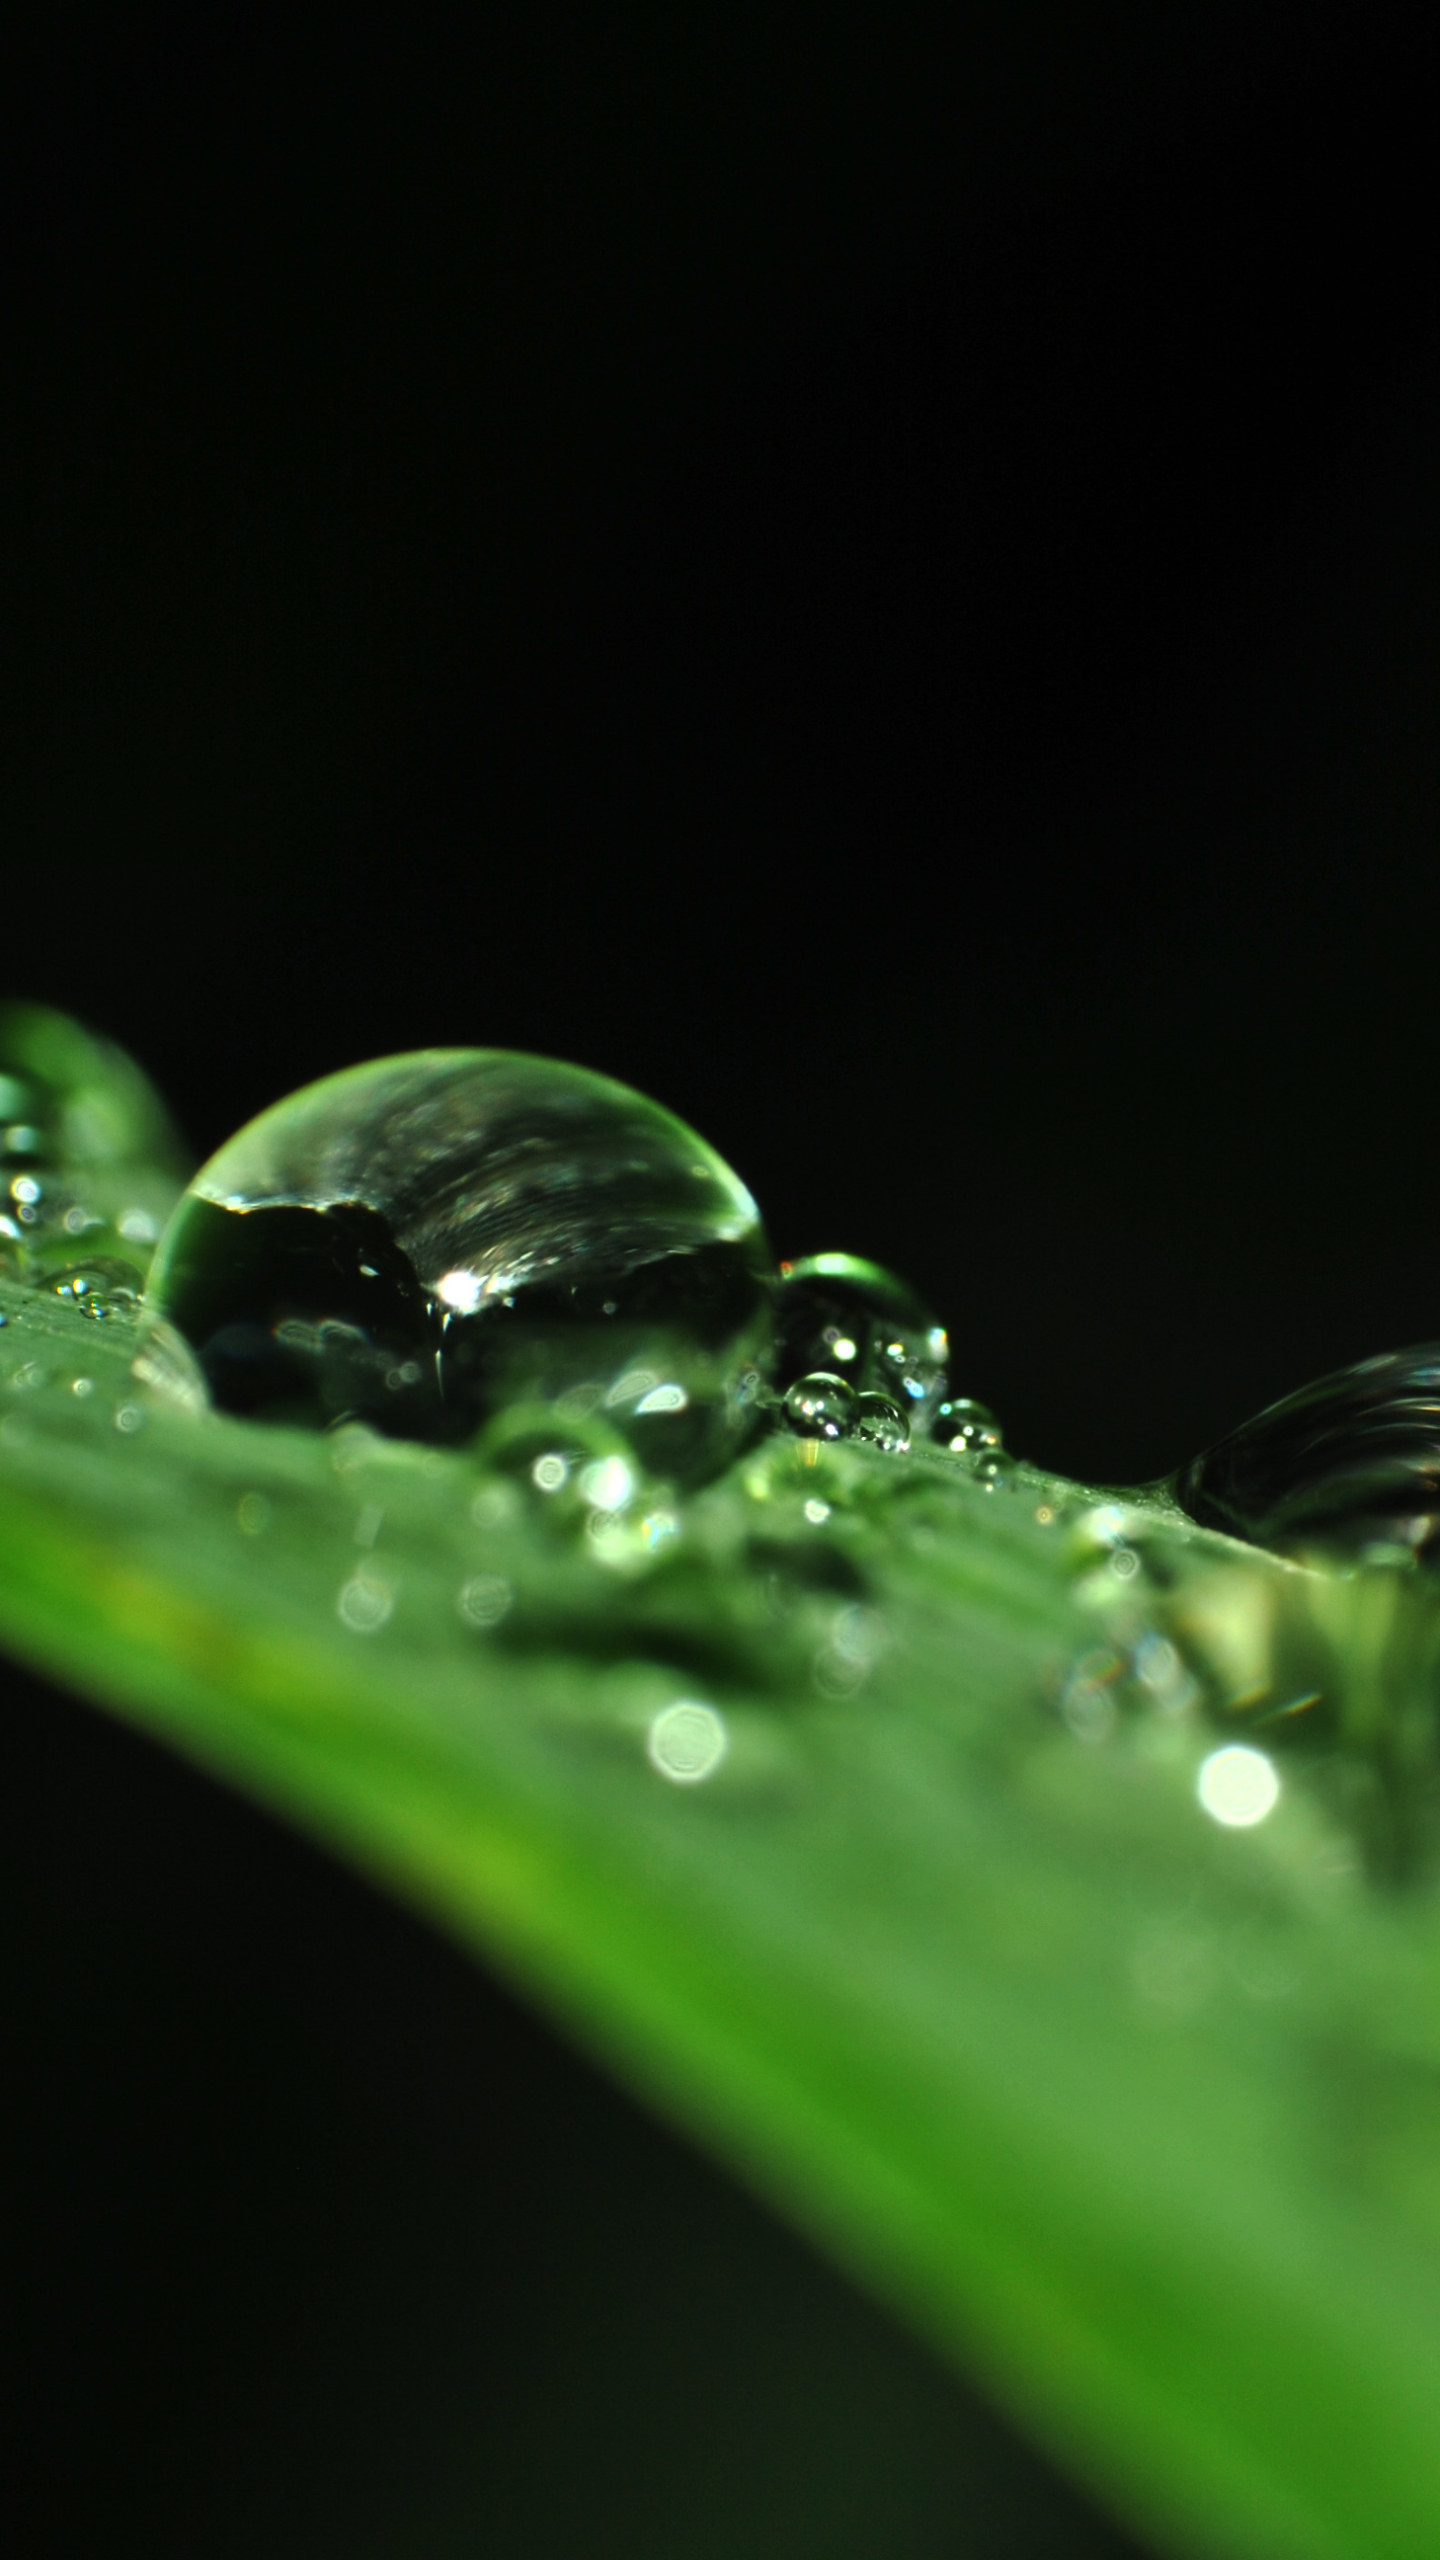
(1196, 1743, 1280, 1829)
(646, 1699, 728, 1784)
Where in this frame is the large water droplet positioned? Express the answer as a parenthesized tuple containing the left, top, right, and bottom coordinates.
(774, 1252, 949, 1430)
(1175, 1344, 1440, 1566)
(0, 1002, 189, 1280)
(147, 1050, 775, 1481)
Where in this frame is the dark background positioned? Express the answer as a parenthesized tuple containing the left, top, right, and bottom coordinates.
(2, 5, 1436, 2552)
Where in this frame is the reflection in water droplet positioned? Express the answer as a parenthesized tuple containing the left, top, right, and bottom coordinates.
(147, 1050, 773, 1483)
(1175, 1344, 1440, 1567)
(852, 1392, 910, 1453)
(1197, 1744, 1280, 1827)
(647, 1700, 727, 1783)
(783, 1373, 857, 1441)
(775, 1254, 949, 1431)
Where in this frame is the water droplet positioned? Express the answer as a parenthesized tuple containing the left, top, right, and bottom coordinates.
(48, 1258, 142, 1320)
(147, 1050, 773, 1482)
(782, 1372, 858, 1441)
(931, 1398, 1003, 1456)
(1197, 1743, 1281, 1828)
(237, 1493, 271, 1534)
(647, 1700, 728, 1783)
(803, 1496, 832, 1524)
(774, 1254, 949, 1430)
(71, 1376, 95, 1398)
(1175, 1343, 1440, 1567)
(128, 1315, 209, 1415)
(113, 1404, 144, 1435)
(851, 1391, 909, 1453)
(0, 1002, 189, 1279)
(1060, 1649, 1124, 1742)
(458, 1571, 513, 1627)
(337, 1573, 394, 1633)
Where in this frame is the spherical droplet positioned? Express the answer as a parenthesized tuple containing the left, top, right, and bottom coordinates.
(782, 1371, 858, 1441)
(458, 1572, 513, 1628)
(851, 1391, 910, 1453)
(647, 1700, 727, 1783)
(1197, 1744, 1280, 1829)
(1174, 1344, 1440, 1566)
(774, 1253, 949, 1431)
(147, 1050, 775, 1481)
(931, 1398, 1002, 1456)
(336, 1573, 394, 1633)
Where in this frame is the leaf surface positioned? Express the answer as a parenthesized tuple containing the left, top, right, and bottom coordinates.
(4, 1272, 1440, 2560)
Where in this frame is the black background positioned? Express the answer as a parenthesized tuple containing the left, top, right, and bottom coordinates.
(2, 6, 1437, 2552)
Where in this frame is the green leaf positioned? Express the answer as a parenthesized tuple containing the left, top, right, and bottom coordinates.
(8, 1092, 1440, 2560)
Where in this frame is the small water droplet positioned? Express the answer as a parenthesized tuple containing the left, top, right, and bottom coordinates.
(783, 1372, 858, 1441)
(1197, 1743, 1281, 1828)
(0, 1002, 189, 1279)
(458, 1571, 513, 1627)
(931, 1398, 1002, 1456)
(1175, 1343, 1440, 1567)
(71, 1376, 95, 1398)
(49, 1258, 142, 1320)
(147, 1050, 773, 1481)
(647, 1700, 727, 1783)
(337, 1573, 394, 1633)
(237, 1492, 271, 1534)
(1060, 1649, 1124, 1742)
(774, 1254, 949, 1430)
(113, 1404, 144, 1435)
(803, 1496, 832, 1524)
(851, 1391, 910, 1452)
(577, 1455, 634, 1512)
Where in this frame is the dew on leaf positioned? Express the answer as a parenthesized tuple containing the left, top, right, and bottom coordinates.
(0, 1001, 189, 1279)
(1197, 1743, 1281, 1829)
(1175, 1343, 1440, 1568)
(49, 1258, 143, 1320)
(931, 1397, 1003, 1456)
(147, 1049, 774, 1482)
(852, 1391, 910, 1452)
(336, 1572, 395, 1633)
(775, 1253, 949, 1431)
(782, 1372, 857, 1441)
(457, 1571, 513, 1628)
(647, 1700, 728, 1783)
